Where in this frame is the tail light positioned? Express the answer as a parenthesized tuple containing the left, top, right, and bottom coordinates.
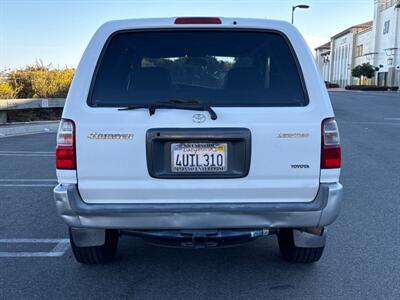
(56, 119, 76, 169)
(321, 118, 341, 169)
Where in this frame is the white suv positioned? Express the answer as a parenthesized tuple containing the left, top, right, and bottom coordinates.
(54, 17, 343, 264)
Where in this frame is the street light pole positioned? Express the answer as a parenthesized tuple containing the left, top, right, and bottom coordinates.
(291, 4, 310, 24)
(291, 6, 296, 24)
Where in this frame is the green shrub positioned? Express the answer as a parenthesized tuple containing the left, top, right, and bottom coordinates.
(325, 82, 339, 88)
(1, 62, 74, 99)
(0, 81, 18, 99)
(345, 85, 398, 91)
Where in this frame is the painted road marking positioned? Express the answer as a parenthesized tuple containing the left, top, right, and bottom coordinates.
(0, 151, 54, 157)
(0, 238, 69, 258)
(384, 118, 400, 121)
(0, 184, 55, 187)
(0, 238, 67, 243)
(0, 151, 54, 154)
(0, 154, 54, 157)
(341, 121, 400, 126)
(0, 179, 57, 182)
(0, 178, 57, 187)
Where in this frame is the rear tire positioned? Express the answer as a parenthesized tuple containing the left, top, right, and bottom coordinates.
(277, 228, 324, 263)
(69, 228, 119, 264)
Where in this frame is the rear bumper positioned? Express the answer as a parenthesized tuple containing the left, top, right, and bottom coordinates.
(53, 183, 343, 229)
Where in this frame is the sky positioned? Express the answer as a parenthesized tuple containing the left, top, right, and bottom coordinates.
(0, 0, 374, 70)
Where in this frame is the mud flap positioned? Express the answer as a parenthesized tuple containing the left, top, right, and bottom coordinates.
(69, 227, 106, 247)
(292, 228, 327, 248)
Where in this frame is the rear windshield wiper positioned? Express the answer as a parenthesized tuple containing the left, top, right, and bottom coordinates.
(118, 99, 218, 120)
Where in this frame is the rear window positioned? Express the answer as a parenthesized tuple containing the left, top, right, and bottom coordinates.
(90, 30, 307, 107)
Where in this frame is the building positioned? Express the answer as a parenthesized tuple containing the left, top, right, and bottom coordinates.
(315, 0, 400, 88)
(315, 42, 331, 82)
(371, 0, 400, 86)
(354, 26, 374, 85)
(329, 21, 373, 87)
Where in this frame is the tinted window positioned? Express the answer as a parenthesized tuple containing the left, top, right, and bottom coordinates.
(90, 30, 307, 107)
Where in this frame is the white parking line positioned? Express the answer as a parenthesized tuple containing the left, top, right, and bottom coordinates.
(341, 121, 400, 126)
(0, 179, 57, 187)
(0, 179, 57, 182)
(0, 131, 57, 139)
(0, 154, 54, 157)
(0, 238, 68, 243)
(0, 184, 55, 187)
(0, 151, 54, 154)
(0, 238, 70, 258)
(384, 118, 400, 121)
(0, 252, 65, 257)
(0, 151, 54, 157)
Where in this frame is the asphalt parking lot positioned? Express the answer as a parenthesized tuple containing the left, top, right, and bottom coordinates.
(0, 91, 399, 299)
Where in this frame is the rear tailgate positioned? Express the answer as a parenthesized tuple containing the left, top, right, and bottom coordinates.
(64, 21, 331, 204)
(75, 107, 321, 204)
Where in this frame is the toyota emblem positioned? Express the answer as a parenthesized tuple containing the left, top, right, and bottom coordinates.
(192, 113, 206, 123)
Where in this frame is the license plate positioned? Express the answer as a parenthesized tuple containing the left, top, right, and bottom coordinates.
(171, 143, 227, 173)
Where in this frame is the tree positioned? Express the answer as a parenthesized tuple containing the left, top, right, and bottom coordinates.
(352, 63, 375, 80)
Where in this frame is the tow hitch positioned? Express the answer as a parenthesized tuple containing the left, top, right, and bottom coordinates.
(122, 229, 272, 248)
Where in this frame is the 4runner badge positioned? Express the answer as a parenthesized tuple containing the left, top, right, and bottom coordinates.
(192, 114, 206, 123)
(87, 133, 134, 140)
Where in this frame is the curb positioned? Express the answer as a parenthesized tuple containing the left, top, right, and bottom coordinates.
(0, 121, 60, 138)
(327, 88, 347, 92)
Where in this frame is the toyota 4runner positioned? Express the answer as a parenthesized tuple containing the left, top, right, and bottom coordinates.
(54, 17, 343, 264)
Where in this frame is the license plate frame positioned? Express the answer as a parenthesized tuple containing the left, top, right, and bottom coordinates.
(171, 142, 228, 173)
